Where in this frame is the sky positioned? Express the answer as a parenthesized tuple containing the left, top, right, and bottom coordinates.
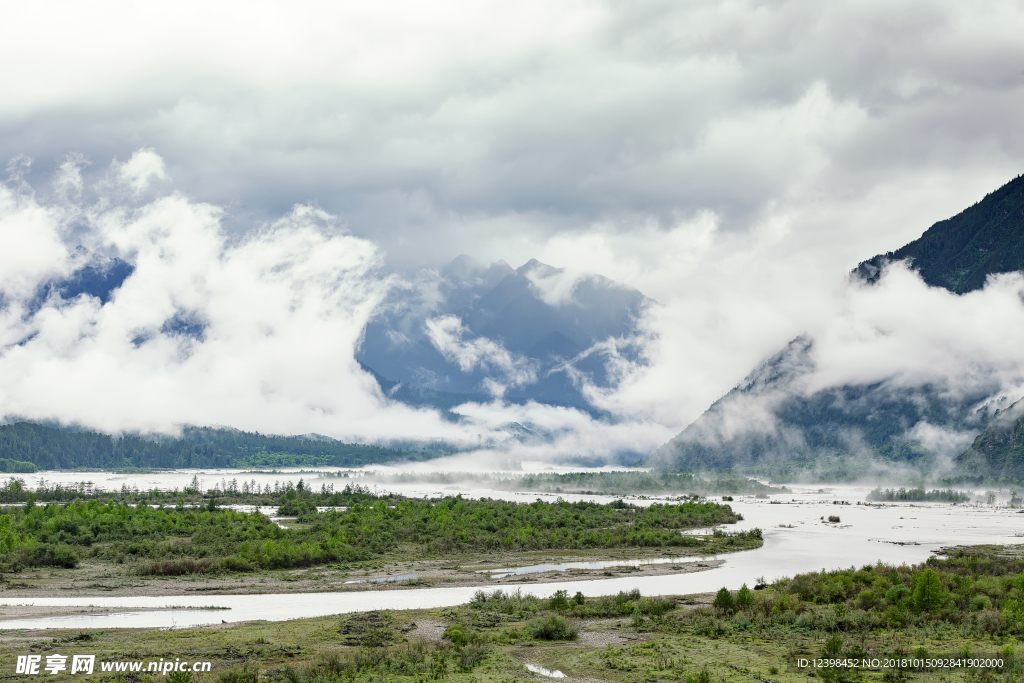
(1, 0, 1023, 460)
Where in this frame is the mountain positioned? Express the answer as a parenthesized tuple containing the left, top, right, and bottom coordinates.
(653, 173, 1024, 479)
(955, 400, 1024, 481)
(0, 422, 414, 470)
(651, 338, 996, 479)
(856, 174, 1024, 293)
(359, 257, 651, 415)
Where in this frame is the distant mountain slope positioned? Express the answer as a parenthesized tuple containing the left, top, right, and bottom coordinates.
(856, 174, 1024, 293)
(359, 257, 650, 414)
(650, 338, 994, 478)
(654, 173, 1024, 478)
(0, 422, 413, 470)
(955, 400, 1024, 480)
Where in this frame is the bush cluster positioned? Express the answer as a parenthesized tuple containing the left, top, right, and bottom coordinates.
(693, 548, 1024, 638)
(0, 494, 750, 572)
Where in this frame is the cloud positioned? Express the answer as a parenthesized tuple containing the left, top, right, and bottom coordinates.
(2, 151, 1024, 469)
(523, 263, 581, 307)
(0, 185, 69, 297)
(0, 2, 1022, 463)
(1, 0, 1021, 269)
(808, 264, 1024, 398)
(115, 149, 167, 194)
(0, 157, 680, 463)
(425, 314, 538, 391)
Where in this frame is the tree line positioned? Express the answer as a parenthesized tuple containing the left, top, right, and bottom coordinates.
(0, 422, 411, 470)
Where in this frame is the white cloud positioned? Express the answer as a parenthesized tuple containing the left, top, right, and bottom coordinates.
(807, 264, 1024, 398)
(425, 314, 538, 388)
(0, 1, 1022, 463)
(115, 149, 167, 194)
(0, 160, 674, 464)
(0, 186, 69, 297)
(524, 264, 581, 307)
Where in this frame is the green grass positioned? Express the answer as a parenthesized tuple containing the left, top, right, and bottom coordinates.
(7, 547, 1024, 683)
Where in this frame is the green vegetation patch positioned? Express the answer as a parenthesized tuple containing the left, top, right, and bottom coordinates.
(866, 486, 971, 503)
(12, 547, 1024, 683)
(0, 489, 752, 573)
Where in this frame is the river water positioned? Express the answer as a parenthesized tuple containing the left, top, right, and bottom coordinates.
(0, 470, 1020, 630)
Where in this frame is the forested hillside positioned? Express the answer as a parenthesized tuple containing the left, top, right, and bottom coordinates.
(655, 173, 1024, 479)
(856, 174, 1024, 293)
(650, 338, 994, 479)
(0, 422, 411, 470)
(955, 400, 1024, 480)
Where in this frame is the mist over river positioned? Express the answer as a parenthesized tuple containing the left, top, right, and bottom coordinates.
(0, 468, 1020, 630)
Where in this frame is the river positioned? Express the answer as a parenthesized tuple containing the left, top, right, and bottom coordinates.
(0, 469, 1019, 630)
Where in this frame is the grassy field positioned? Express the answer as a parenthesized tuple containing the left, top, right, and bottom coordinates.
(3, 546, 1024, 683)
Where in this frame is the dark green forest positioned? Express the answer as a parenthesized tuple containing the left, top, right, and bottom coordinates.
(0, 422, 413, 471)
(866, 486, 971, 503)
(856, 173, 1024, 294)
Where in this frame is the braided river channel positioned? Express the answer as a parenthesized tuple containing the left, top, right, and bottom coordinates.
(1, 468, 1021, 630)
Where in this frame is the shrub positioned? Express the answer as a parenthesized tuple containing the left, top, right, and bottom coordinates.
(971, 595, 992, 610)
(442, 623, 478, 648)
(548, 589, 570, 612)
(883, 604, 907, 628)
(141, 558, 220, 576)
(24, 544, 79, 568)
(456, 645, 488, 671)
(685, 669, 711, 683)
(713, 587, 735, 613)
(736, 584, 754, 609)
(636, 596, 675, 616)
(856, 588, 883, 611)
(222, 556, 254, 572)
(1002, 598, 1024, 626)
(911, 569, 946, 612)
(528, 614, 577, 640)
(217, 662, 259, 683)
(468, 589, 540, 619)
(884, 584, 911, 606)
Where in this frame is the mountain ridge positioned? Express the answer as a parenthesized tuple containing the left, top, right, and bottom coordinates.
(0, 421, 418, 470)
(358, 256, 650, 416)
(954, 400, 1024, 480)
(855, 174, 1024, 293)
(653, 172, 1024, 479)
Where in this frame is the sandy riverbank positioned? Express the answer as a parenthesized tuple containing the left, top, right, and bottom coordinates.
(0, 550, 724, 616)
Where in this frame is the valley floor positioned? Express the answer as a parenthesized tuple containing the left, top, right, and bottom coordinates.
(0, 547, 724, 608)
(0, 585, 1012, 683)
